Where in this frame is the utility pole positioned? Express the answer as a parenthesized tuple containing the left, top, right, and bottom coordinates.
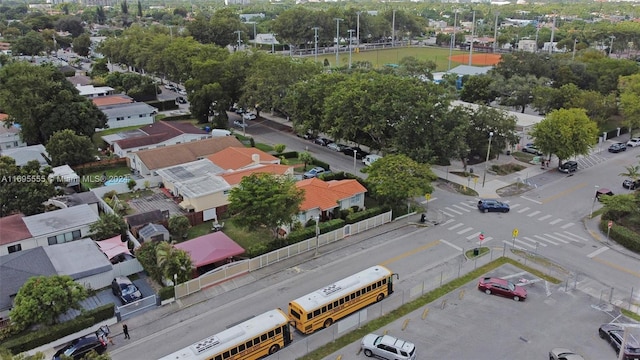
(335, 18, 343, 67)
(234, 30, 243, 51)
(448, 10, 457, 71)
(356, 11, 361, 48)
(469, 10, 475, 66)
(572, 38, 578, 60)
(609, 35, 615, 56)
(549, 15, 556, 54)
(312, 27, 320, 63)
(493, 12, 499, 53)
(392, 10, 396, 47)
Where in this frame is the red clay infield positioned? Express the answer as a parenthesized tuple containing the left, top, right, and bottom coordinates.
(449, 53, 502, 66)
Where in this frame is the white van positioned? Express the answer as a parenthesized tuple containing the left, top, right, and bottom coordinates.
(363, 154, 382, 166)
(210, 129, 231, 137)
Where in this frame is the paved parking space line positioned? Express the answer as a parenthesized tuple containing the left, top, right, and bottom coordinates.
(521, 236, 548, 246)
(587, 247, 609, 258)
(467, 232, 482, 240)
(440, 239, 463, 251)
(448, 223, 464, 230)
(532, 235, 558, 245)
(549, 218, 563, 225)
(509, 203, 521, 209)
(538, 215, 552, 221)
(441, 211, 454, 218)
(520, 196, 543, 204)
(560, 222, 575, 229)
(542, 233, 569, 244)
(563, 231, 588, 242)
(445, 207, 463, 215)
(502, 271, 528, 280)
(441, 219, 454, 226)
(517, 206, 531, 213)
(527, 210, 541, 217)
(503, 240, 527, 250)
(452, 204, 471, 212)
(553, 232, 582, 243)
(457, 227, 474, 235)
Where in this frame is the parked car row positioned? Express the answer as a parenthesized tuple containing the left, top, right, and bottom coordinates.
(299, 134, 373, 160)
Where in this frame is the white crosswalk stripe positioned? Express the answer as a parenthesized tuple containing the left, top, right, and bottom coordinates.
(520, 236, 548, 247)
(541, 233, 569, 244)
(508, 203, 521, 209)
(553, 232, 582, 243)
(441, 211, 454, 218)
(527, 210, 541, 217)
(562, 231, 588, 242)
(481, 236, 493, 244)
(549, 218, 563, 225)
(445, 207, 463, 215)
(517, 206, 531, 213)
(560, 222, 575, 229)
(538, 215, 552, 221)
(532, 235, 557, 245)
(452, 204, 471, 212)
(448, 223, 464, 231)
(467, 232, 482, 240)
(511, 238, 537, 249)
(457, 227, 474, 235)
(460, 203, 477, 210)
(441, 219, 454, 226)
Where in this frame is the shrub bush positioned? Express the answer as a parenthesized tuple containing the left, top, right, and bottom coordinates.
(279, 151, 299, 159)
(346, 206, 389, 224)
(159, 286, 175, 301)
(599, 219, 640, 252)
(311, 159, 330, 170)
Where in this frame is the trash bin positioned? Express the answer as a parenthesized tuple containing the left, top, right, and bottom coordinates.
(473, 248, 479, 256)
(506, 150, 511, 156)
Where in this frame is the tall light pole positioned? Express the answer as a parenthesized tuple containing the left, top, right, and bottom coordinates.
(534, 16, 541, 53)
(590, 185, 600, 218)
(572, 38, 578, 60)
(493, 12, 499, 53)
(348, 29, 355, 69)
(448, 33, 454, 71)
(314, 215, 320, 256)
(449, 10, 457, 71)
(312, 27, 320, 63)
(482, 131, 494, 187)
(549, 15, 556, 54)
(468, 10, 476, 66)
(356, 11, 361, 48)
(392, 10, 396, 47)
(248, 22, 256, 48)
(271, 33, 277, 54)
(234, 30, 243, 51)
(609, 35, 615, 56)
(353, 150, 358, 173)
(335, 18, 343, 67)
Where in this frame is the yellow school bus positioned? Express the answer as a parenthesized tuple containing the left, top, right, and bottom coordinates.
(158, 309, 292, 360)
(288, 265, 397, 334)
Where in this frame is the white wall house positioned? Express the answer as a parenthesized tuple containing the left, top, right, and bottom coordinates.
(98, 102, 158, 130)
(76, 84, 115, 98)
(0, 123, 26, 151)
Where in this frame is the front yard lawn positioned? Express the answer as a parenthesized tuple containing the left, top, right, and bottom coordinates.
(185, 219, 274, 251)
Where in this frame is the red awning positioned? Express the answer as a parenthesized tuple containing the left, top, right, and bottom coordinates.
(174, 232, 245, 268)
(96, 235, 132, 260)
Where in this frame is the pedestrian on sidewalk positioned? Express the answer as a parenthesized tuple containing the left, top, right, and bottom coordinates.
(123, 324, 130, 339)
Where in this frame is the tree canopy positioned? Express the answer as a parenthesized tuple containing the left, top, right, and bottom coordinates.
(228, 173, 304, 237)
(0, 157, 56, 217)
(45, 130, 96, 167)
(10, 275, 88, 330)
(89, 212, 128, 241)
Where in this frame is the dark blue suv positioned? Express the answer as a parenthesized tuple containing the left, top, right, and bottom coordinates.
(477, 199, 510, 213)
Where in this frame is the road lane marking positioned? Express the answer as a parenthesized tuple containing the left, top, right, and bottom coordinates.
(522, 236, 548, 246)
(452, 204, 471, 212)
(560, 222, 575, 229)
(549, 218, 563, 225)
(520, 196, 543, 204)
(541, 183, 587, 204)
(460, 203, 477, 209)
(441, 211, 454, 217)
(553, 232, 581, 243)
(587, 247, 609, 258)
(380, 239, 441, 266)
(467, 232, 481, 240)
(457, 227, 474, 235)
(563, 231, 588, 241)
(512, 238, 536, 249)
(481, 236, 493, 244)
(503, 271, 528, 280)
(542, 233, 568, 244)
(527, 211, 541, 217)
(420, 197, 438, 204)
(448, 223, 464, 230)
(509, 203, 521, 209)
(446, 207, 463, 215)
(538, 215, 552, 221)
(532, 235, 557, 245)
(592, 257, 640, 279)
(440, 239, 463, 251)
(517, 207, 531, 213)
(441, 219, 454, 226)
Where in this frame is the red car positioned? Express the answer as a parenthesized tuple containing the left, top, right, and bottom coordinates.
(478, 277, 527, 301)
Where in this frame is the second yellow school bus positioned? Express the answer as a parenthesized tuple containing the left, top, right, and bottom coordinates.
(288, 265, 397, 334)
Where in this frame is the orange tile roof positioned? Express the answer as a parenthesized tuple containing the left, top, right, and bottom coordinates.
(0, 113, 8, 121)
(207, 147, 279, 170)
(92, 95, 134, 107)
(296, 178, 367, 211)
(136, 137, 243, 170)
(220, 164, 292, 185)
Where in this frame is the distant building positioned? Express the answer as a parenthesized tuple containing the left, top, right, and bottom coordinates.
(0, 116, 27, 151)
(76, 84, 115, 98)
(518, 39, 537, 53)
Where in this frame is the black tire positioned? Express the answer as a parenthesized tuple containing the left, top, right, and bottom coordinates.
(364, 349, 373, 357)
(269, 344, 280, 354)
(376, 293, 385, 302)
(324, 318, 333, 328)
(599, 329, 607, 339)
(485, 289, 491, 295)
(503, 209, 509, 213)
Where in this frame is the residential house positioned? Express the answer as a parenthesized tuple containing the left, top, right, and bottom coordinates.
(102, 121, 210, 159)
(0, 144, 49, 167)
(138, 223, 170, 243)
(76, 84, 115, 98)
(0, 204, 100, 255)
(49, 164, 81, 187)
(0, 239, 114, 319)
(46, 191, 100, 215)
(97, 102, 158, 130)
(131, 136, 243, 176)
(295, 178, 367, 225)
(92, 94, 134, 108)
(207, 147, 280, 171)
(0, 116, 27, 151)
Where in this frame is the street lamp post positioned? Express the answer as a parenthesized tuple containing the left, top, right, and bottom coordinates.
(249, 22, 257, 48)
(335, 18, 343, 66)
(314, 215, 320, 256)
(493, 12, 499, 53)
(392, 10, 396, 47)
(353, 150, 358, 173)
(469, 10, 476, 66)
(356, 12, 361, 48)
(482, 131, 494, 187)
(347, 29, 355, 69)
(234, 30, 243, 51)
(609, 35, 615, 56)
(591, 185, 600, 218)
(572, 38, 578, 60)
(448, 10, 457, 71)
(312, 27, 320, 63)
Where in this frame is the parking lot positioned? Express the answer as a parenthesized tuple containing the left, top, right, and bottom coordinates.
(323, 263, 630, 360)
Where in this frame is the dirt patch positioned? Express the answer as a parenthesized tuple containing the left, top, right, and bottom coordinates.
(449, 53, 502, 66)
(496, 183, 534, 197)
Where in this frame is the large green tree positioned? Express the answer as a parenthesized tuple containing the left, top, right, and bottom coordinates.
(72, 33, 92, 57)
(45, 130, 96, 167)
(0, 157, 55, 217)
(186, 9, 245, 47)
(530, 108, 599, 165)
(11, 31, 46, 56)
(228, 173, 304, 237)
(0, 62, 107, 144)
(491, 74, 549, 113)
(89, 212, 128, 241)
(364, 154, 436, 207)
(168, 214, 190, 240)
(10, 275, 88, 330)
(619, 74, 640, 138)
(155, 242, 192, 283)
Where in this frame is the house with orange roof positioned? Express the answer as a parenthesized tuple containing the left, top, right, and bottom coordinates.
(207, 147, 280, 170)
(295, 178, 367, 225)
(155, 156, 293, 221)
(91, 94, 134, 108)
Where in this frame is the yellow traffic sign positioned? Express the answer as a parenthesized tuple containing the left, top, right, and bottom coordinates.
(473, 177, 478, 183)
(425, 193, 431, 200)
(512, 228, 519, 238)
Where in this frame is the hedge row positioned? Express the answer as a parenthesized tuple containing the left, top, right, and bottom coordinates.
(277, 151, 299, 159)
(599, 219, 640, 252)
(345, 206, 390, 224)
(159, 286, 175, 301)
(311, 158, 330, 171)
(4, 304, 115, 354)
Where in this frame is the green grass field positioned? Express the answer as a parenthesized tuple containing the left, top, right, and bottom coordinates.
(313, 46, 467, 71)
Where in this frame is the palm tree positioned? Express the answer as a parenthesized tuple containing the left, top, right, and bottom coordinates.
(619, 165, 640, 190)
